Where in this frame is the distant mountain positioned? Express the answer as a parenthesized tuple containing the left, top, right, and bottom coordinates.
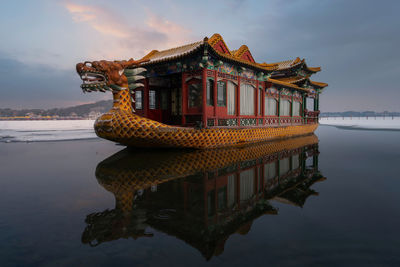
(0, 100, 113, 118)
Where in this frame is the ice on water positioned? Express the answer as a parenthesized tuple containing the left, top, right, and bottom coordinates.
(1, 117, 399, 143)
(319, 117, 400, 130)
(0, 120, 97, 142)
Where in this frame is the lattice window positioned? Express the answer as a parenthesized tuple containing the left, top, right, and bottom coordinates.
(265, 97, 277, 116)
(240, 83, 255, 115)
(217, 81, 227, 107)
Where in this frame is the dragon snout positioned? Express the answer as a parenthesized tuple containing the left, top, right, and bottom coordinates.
(76, 61, 111, 93)
(76, 62, 84, 74)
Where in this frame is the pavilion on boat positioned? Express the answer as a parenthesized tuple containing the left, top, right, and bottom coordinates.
(129, 33, 328, 128)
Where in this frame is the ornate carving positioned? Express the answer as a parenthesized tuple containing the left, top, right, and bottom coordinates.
(76, 58, 148, 92)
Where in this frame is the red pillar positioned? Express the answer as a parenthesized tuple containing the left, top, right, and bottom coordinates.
(261, 82, 265, 118)
(237, 77, 241, 124)
(256, 80, 259, 125)
(214, 70, 217, 118)
(202, 68, 207, 128)
(144, 78, 149, 118)
(181, 72, 187, 125)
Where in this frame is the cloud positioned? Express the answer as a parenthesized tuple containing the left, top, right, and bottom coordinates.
(65, 2, 130, 38)
(64, 1, 195, 61)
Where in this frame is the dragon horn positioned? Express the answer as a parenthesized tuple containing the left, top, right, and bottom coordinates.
(124, 68, 147, 76)
(129, 83, 144, 89)
(127, 75, 146, 83)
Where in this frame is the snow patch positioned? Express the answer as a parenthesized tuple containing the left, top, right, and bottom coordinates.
(319, 117, 400, 130)
(0, 120, 97, 142)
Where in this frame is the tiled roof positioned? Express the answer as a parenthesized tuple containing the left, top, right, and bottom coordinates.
(139, 34, 276, 71)
(274, 75, 308, 84)
(208, 33, 231, 54)
(269, 57, 303, 70)
(310, 80, 328, 88)
(306, 66, 321, 72)
(268, 58, 321, 73)
(268, 78, 309, 92)
(136, 33, 326, 90)
(209, 45, 276, 71)
(273, 76, 328, 89)
(140, 41, 204, 65)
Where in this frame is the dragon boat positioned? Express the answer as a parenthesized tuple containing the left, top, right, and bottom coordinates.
(76, 34, 327, 149)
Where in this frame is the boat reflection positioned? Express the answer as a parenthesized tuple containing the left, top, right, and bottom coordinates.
(83, 134, 325, 259)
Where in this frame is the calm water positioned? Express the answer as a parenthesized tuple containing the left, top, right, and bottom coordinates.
(0, 125, 400, 266)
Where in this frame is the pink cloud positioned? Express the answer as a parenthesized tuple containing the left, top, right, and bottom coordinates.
(65, 2, 130, 38)
(64, 1, 196, 60)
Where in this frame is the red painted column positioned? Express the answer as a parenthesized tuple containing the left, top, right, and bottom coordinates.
(144, 78, 149, 118)
(256, 80, 259, 125)
(261, 82, 265, 118)
(181, 72, 186, 125)
(214, 70, 217, 118)
(237, 77, 241, 125)
(202, 68, 207, 128)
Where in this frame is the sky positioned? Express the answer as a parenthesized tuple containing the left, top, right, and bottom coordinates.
(0, 0, 399, 112)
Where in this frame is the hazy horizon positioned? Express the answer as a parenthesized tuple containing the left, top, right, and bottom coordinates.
(1, 0, 399, 112)
(2, 98, 400, 114)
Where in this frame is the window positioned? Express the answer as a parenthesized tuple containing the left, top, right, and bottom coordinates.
(240, 83, 255, 115)
(161, 90, 168, 110)
(279, 99, 291, 116)
(206, 79, 214, 106)
(188, 82, 202, 108)
(135, 90, 143, 110)
(293, 101, 301, 116)
(227, 81, 236, 115)
(149, 90, 157, 109)
(265, 97, 277, 116)
(217, 81, 227, 107)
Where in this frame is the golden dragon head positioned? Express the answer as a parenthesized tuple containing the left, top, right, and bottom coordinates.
(76, 58, 148, 93)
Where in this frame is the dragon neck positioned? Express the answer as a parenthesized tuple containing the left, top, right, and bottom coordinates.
(112, 88, 133, 112)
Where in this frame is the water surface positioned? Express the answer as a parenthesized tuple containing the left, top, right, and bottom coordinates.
(0, 125, 399, 266)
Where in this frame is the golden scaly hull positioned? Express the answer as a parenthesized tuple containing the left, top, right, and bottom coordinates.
(94, 108, 318, 149)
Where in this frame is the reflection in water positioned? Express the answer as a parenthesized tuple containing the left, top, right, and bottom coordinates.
(83, 135, 325, 260)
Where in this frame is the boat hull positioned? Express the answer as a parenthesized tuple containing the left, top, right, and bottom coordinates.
(94, 109, 318, 149)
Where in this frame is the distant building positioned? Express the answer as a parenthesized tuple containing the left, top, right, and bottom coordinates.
(88, 111, 101, 120)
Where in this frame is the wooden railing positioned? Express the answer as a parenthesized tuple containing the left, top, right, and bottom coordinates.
(304, 110, 320, 124)
(207, 116, 307, 127)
